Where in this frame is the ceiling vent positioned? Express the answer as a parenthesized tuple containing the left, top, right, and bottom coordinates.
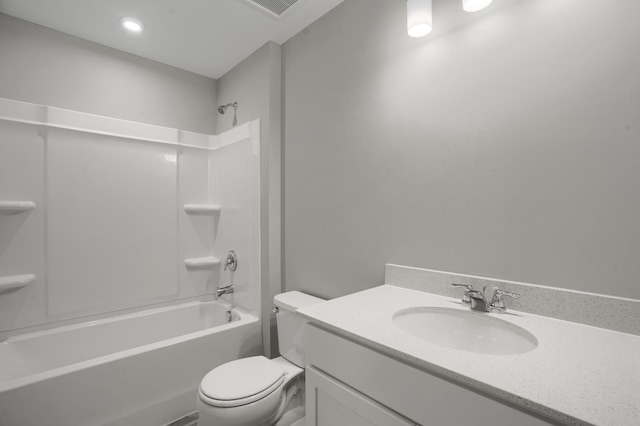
(247, 0, 300, 17)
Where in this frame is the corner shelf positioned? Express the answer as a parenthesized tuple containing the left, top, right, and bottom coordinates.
(184, 204, 221, 215)
(0, 201, 36, 215)
(184, 257, 220, 269)
(0, 274, 35, 294)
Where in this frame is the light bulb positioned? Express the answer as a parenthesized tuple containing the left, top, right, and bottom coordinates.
(121, 17, 144, 33)
(407, 0, 433, 38)
(463, 0, 493, 12)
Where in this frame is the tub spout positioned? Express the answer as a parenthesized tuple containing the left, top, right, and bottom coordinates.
(215, 285, 234, 299)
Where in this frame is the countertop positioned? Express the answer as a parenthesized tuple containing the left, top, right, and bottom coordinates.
(297, 285, 640, 426)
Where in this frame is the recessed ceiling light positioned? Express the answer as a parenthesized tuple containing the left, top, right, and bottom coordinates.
(121, 17, 144, 33)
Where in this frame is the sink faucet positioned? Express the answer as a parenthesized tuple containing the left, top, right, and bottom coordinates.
(215, 284, 234, 299)
(451, 283, 473, 307)
(452, 284, 520, 313)
(467, 287, 491, 312)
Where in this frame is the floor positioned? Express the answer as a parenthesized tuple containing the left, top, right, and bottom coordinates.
(166, 409, 305, 426)
(165, 412, 198, 426)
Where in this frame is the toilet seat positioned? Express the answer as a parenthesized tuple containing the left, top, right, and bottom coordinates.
(199, 356, 285, 408)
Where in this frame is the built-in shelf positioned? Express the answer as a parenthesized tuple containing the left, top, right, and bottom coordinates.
(0, 201, 36, 215)
(184, 204, 221, 215)
(184, 257, 220, 269)
(0, 274, 35, 293)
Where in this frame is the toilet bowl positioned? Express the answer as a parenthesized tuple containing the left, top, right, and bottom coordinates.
(197, 291, 324, 426)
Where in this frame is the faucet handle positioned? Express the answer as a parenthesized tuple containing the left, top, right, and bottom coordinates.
(490, 288, 520, 313)
(224, 250, 238, 271)
(451, 283, 473, 305)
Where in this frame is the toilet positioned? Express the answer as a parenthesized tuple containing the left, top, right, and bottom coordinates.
(197, 291, 324, 426)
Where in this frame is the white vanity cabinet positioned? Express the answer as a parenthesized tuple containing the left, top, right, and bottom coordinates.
(305, 324, 555, 426)
(306, 367, 417, 426)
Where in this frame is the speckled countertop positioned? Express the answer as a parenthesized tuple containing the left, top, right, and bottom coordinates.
(297, 285, 640, 426)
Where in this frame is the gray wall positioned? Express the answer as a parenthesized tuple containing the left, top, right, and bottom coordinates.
(218, 41, 283, 356)
(283, 0, 640, 300)
(0, 14, 217, 133)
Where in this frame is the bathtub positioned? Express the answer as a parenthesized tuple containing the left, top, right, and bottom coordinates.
(0, 299, 261, 426)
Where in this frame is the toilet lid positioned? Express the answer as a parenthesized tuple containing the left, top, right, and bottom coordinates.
(199, 356, 285, 407)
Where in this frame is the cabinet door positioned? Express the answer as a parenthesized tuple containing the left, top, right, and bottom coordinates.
(306, 367, 418, 426)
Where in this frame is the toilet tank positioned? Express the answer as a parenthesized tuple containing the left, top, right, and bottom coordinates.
(273, 291, 325, 367)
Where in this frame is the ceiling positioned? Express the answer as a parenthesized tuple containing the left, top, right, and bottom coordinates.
(0, 0, 344, 79)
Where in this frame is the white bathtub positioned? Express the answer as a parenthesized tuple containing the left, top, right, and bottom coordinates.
(0, 300, 261, 426)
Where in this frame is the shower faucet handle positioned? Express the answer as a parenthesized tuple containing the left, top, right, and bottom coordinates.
(224, 250, 238, 271)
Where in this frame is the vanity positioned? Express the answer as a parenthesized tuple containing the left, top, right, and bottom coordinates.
(297, 265, 640, 426)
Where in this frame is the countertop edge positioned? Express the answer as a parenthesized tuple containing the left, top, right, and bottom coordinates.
(298, 286, 600, 426)
(301, 313, 584, 426)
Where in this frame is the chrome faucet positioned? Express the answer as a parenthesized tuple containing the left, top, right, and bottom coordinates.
(217, 250, 238, 299)
(224, 250, 238, 272)
(215, 284, 234, 299)
(467, 287, 491, 312)
(490, 288, 521, 313)
(451, 283, 473, 307)
(451, 284, 520, 313)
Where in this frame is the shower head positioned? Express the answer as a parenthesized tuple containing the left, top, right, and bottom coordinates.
(217, 102, 239, 127)
(217, 102, 238, 115)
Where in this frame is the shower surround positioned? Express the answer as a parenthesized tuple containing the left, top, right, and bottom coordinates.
(0, 97, 261, 424)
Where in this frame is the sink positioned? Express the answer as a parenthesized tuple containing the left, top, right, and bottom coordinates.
(393, 307, 537, 355)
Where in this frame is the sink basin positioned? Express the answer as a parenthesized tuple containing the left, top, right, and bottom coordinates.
(393, 307, 537, 355)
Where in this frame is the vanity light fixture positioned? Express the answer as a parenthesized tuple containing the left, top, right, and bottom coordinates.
(407, 0, 432, 38)
(121, 17, 144, 33)
(462, 0, 493, 12)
